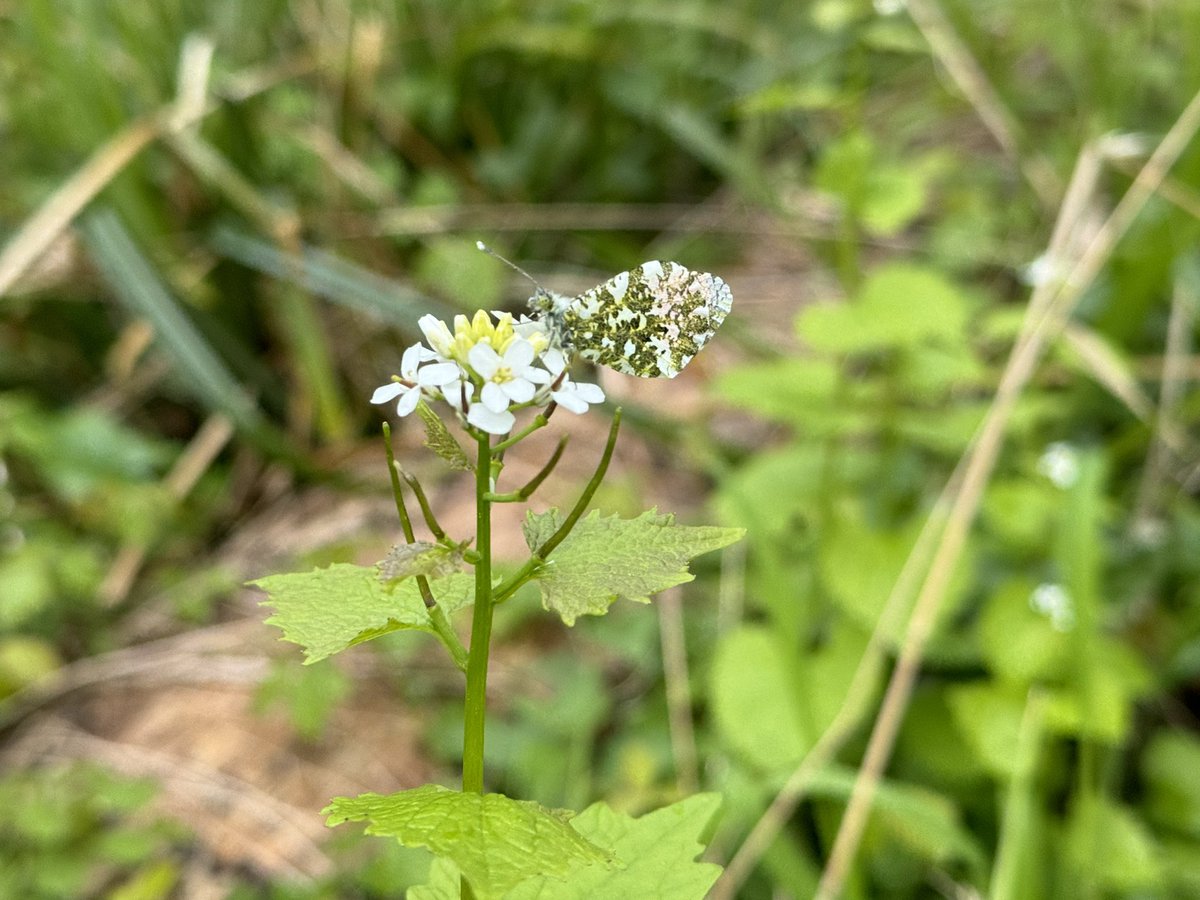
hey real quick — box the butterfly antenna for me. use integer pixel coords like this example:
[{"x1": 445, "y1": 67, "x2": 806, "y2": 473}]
[{"x1": 476, "y1": 241, "x2": 546, "y2": 294}]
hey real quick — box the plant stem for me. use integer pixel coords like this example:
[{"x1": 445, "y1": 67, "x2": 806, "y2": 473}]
[
  {"x1": 461, "y1": 431, "x2": 494, "y2": 794},
  {"x1": 383, "y1": 424, "x2": 467, "y2": 671}
]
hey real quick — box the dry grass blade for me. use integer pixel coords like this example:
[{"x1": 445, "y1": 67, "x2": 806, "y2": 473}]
[
  {"x1": 658, "y1": 588, "x2": 698, "y2": 794},
  {"x1": 99, "y1": 414, "x2": 236, "y2": 606},
  {"x1": 0, "y1": 51, "x2": 308, "y2": 298},
  {"x1": 906, "y1": 0, "x2": 1058, "y2": 206},
  {"x1": 0, "y1": 118, "x2": 160, "y2": 297}
]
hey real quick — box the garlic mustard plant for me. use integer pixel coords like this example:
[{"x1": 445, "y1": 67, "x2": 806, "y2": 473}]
[{"x1": 253, "y1": 250, "x2": 741, "y2": 899}]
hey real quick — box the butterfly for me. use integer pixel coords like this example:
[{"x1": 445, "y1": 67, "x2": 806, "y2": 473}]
[{"x1": 527, "y1": 260, "x2": 733, "y2": 378}]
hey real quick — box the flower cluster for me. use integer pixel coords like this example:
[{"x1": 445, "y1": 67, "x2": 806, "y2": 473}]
[{"x1": 371, "y1": 310, "x2": 605, "y2": 435}]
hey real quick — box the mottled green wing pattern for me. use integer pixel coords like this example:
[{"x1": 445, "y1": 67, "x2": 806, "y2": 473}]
[{"x1": 533, "y1": 261, "x2": 733, "y2": 378}]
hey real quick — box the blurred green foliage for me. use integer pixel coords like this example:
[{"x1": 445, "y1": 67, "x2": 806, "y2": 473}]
[
  {"x1": 3, "y1": 0, "x2": 1200, "y2": 896},
  {"x1": 0, "y1": 763, "x2": 187, "y2": 899}
]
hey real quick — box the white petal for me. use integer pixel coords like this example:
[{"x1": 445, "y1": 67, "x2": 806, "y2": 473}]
[
  {"x1": 572, "y1": 382, "x2": 605, "y2": 404},
  {"x1": 418, "y1": 362, "x2": 464, "y2": 386},
  {"x1": 524, "y1": 366, "x2": 553, "y2": 384},
  {"x1": 541, "y1": 348, "x2": 567, "y2": 375},
  {"x1": 468, "y1": 405, "x2": 515, "y2": 435},
  {"x1": 418, "y1": 315, "x2": 454, "y2": 356},
  {"x1": 502, "y1": 378, "x2": 535, "y2": 404},
  {"x1": 400, "y1": 343, "x2": 424, "y2": 376},
  {"x1": 371, "y1": 382, "x2": 406, "y2": 404},
  {"x1": 442, "y1": 380, "x2": 474, "y2": 410},
  {"x1": 481, "y1": 381, "x2": 510, "y2": 413},
  {"x1": 503, "y1": 338, "x2": 535, "y2": 371},
  {"x1": 396, "y1": 388, "x2": 421, "y2": 416},
  {"x1": 468, "y1": 343, "x2": 501, "y2": 378},
  {"x1": 551, "y1": 389, "x2": 589, "y2": 414}
]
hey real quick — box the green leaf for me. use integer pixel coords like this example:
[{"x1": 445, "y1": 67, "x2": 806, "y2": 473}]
[
  {"x1": 522, "y1": 509, "x2": 744, "y2": 625},
  {"x1": 1040, "y1": 638, "x2": 1153, "y2": 743},
  {"x1": 0, "y1": 551, "x2": 55, "y2": 629},
  {"x1": 977, "y1": 580, "x2": 1071, "y2": 685},
  {"x1": 0, "y1": 636, "x2": 61, "y2": 696},
  {"x1": 417, "y1": 401, "x2": 472, "y2": 470},
  {"x1": 713, "y1": 358, "x2": 845, "y2": 424},
  {"x1": 415, "y1": 237, "x2": 505, "y2": 308},
  {"x1": 797, "y1": 264, "x2": 969, "y2": 354},
  {"x1": 506, "y1": 794, "x2": 723, "y2": 899},
  {"x1": 1142, "y1": 730, "x2": 1200, "y2": 838},
  {"x1": 945, "y1": 682, "x2": 1027, "y2": 778},
  {"x1": 813, "y1": 131, "x2": 932, "y2": 237},
  {"x1": 254, "y1": 659, "x2": 351, "y2": 741},
  {"x1": 210, "y1": 225, "x2": 459, "y2": 326},
  {"x1": 78, "y1": 211, "x2": 261, "y2": 430},
  {"x1": 818, "y1": 509, "x2": 971, "y2": 645},
  {"x1": 1064, "y1": 799, "x2": 1163, "y2": 892},
  {"x1": 710, "y1": 626, "x2": 808, "y2": 771},
  {"x1": 713, "y1": 446, "x2": 834, "y2": 537},
  {"x1": 324, "y1": 785, "x2": 613, "y2": 900},
  {"x1": 407, "y1": 857, "x2": 461, "y2": 900},
  {"x1": 378, "y1": 542, "x2": 466, "y2": 582},
  {"x1": 808, "y1": 767, "x2": 984, "y2": 872},
  {"x1": 251, "y1": 564, "x2": 473, "y2": 663},
  {"x1": 0, "y1": 395, "x2": 171, "y2": 502}
]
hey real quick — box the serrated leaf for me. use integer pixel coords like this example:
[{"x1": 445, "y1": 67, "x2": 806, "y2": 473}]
[
  {"x1": 506, "y1": 794, "x2": 723, "y2": 899},
  {"x1": 417, "y1": 402, "x2": 472, "y2": 470},
  {"x1": 324, "y1": 786, "x2": 613, "y2": 899},
  {"x1": 251, "y1": 564, "x2": 473, "y2": 663},
  {"x1": 378, "y1": 542, "x2": 465, "y2": 582},
  {"x1": 522, "y1": 509, "x2": 744, "y2": 626}
]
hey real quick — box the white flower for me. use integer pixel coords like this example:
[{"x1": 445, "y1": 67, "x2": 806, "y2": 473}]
[
  {"x1": 1030, "y1": 583, "x2": 1075, "y2": 632},
  {"x1": 370, "y1": 342, "x2": 462, "y2": 417},
  {"x1": 468, "y1": 339, "x2": 540, "y2": 414},
  {"x1": 1038, "y1": 442, "x2": 1079, "y2": 488}
]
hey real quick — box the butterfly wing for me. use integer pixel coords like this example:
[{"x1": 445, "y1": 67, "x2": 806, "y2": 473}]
[{"x1": 561, "y1": 261, "x2": 733, "y2": 378}]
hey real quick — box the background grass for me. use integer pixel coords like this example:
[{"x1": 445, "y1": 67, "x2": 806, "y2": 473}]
[{"x1": 3, "y1": 1, "x2": 1200, "y2": 897}]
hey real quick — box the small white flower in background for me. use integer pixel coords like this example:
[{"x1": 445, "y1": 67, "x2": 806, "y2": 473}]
[
  {"x1": 1021, "y1": 253, "x2": 1061, "y2": 288},
  {"x1": 1038, "y1": 442, "x2": 1079, "y2": 488},
  {"x1": 1030, "y1": 582, "x2": 1075, "y2": 632}
]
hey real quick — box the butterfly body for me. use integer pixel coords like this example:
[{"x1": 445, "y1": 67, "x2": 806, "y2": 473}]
[{"x1": 530, "y1": 260, "x2": 732, "y2": 378}]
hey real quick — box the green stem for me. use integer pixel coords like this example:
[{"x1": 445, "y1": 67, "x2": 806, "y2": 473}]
[
  {"x1": 400, "y1": 467, "x2": 448, "y2": 540},
  {"x1": 383, "y1": 424, "x2": 468, "y2": 672},
  {"x1": 462, "y1": 431, "x2": 495, "y2": 794},
  {"x1": 486, "y1": 435, "x2": 568, "y2": 502},
  {"x1": 491, "y1": 408, "x2": 551, "y2": 453}
]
